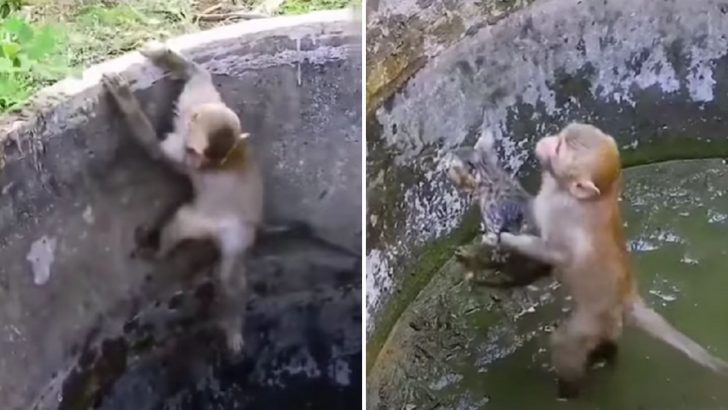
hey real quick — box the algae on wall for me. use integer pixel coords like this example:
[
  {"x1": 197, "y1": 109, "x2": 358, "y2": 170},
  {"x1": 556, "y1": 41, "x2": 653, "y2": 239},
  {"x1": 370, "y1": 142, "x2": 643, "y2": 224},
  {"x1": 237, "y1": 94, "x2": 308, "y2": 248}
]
[{"x1": 365, "y1": 0, "x2": 535, "y2": 116}]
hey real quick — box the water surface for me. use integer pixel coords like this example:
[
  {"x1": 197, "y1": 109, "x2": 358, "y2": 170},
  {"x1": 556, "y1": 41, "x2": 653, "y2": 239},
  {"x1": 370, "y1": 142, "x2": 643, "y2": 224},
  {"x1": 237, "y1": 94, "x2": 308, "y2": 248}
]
[{"x1": 369, "y1": 159, "x2": 728, "y2": 410}]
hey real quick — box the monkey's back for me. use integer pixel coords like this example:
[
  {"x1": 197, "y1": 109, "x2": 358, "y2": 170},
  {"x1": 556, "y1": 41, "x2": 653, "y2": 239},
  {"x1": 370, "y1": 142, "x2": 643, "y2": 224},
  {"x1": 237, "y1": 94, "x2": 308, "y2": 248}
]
[{"x1": 191, "y1": 155, "x2": 263, "y2": 227}]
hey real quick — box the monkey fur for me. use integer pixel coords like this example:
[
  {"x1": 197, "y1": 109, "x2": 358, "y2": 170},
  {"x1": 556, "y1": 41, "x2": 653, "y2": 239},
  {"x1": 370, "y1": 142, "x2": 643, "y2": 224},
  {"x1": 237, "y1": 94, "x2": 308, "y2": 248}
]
[
  {"x1": 497, "y1": 123, "x2": 728, "y2": 398},
  {"x1": 102, "y1": 41, "x2": 260, "y2": 354}
]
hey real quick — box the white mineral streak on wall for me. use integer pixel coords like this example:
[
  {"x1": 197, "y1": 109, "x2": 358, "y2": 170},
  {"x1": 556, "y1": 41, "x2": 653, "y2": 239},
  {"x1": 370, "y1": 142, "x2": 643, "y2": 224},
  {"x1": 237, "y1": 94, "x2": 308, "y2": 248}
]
[
  {"x1": 366, "y1": 0, "x2": 728, "y2": 334},
  {"x1": 366, "y1": 249, "x2": 390, "y2": 333}
]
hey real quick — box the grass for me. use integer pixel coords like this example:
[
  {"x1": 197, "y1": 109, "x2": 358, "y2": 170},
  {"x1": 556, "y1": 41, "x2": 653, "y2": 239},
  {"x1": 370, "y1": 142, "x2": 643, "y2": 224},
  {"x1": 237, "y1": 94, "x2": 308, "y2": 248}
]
[
  {"x1": 25, "y1": 0, "x2": 196, "y2": 68},
  {"x1": 1, "y1": 0, "x2": 354, "y2": 114},
  {"x1": 279, "y1": 0, "x2": 349, "y2": 15}
]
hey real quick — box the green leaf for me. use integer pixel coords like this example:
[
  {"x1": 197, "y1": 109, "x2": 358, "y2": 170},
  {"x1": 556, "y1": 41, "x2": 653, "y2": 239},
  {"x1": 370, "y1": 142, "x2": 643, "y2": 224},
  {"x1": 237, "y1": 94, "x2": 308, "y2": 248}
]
[
  {"x1": 1, "y1": 42, "x2": 20, "y2": 60},
  {"x1": 3, "y1": 17, "x2": 33, "y2": 42},
  {"x1": 16, "y1": 23, "x2": 34, "y2": 44},
  {"x1": 3, "y1": 17, "x2": 21, "y2": 31}
]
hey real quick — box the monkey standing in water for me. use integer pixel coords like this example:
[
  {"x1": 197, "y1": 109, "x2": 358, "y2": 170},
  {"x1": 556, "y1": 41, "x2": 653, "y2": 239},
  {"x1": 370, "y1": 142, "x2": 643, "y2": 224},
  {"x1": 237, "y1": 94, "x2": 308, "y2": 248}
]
[
  {"x1": 493, "y1": 123, "x2": 728, "y2": 398},
  {"x1": 445, "y1": 131, "x2": 552, "y2": 288},
  {"x1": 102, "y1": 41, "x2": 260, "y2": 354}
]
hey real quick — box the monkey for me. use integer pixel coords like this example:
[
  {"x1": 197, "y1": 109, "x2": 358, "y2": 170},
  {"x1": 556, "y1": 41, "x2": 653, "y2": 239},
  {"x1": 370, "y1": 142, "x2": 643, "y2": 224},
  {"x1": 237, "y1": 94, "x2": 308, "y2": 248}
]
[
  {"x1": 492, "y1": 122, "x2": 728, "y2": 398},
  {"x1": 103, "y1": 41, "x2": 360, "y2": 354},
  {"x1": 101, "y1": 41, "x2": 261, "y2": 354},
  {"x1": 445, "y1": 131, "x2": 553, "y2": 288}
]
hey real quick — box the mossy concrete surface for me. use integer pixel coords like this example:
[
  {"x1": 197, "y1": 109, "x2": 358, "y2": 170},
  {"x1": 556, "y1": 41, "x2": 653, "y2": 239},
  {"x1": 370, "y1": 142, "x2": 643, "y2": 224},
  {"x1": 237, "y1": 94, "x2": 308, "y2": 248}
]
[
  {"x1": 366, "y1": 0, "x2": 728, "y2": 387},
  {"x1": 369, "y1": 159, "x2": 728, "y2": 409},
  {"x1": 365, "y1": 0, "x2": 534, "y2": 117}
]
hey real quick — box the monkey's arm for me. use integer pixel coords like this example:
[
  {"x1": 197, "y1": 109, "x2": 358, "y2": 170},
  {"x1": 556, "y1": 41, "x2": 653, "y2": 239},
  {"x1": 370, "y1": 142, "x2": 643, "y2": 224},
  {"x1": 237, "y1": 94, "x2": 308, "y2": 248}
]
[
  {"x1": 456, "y1": 242, "x2": 552, "y2": 289},
  {"x1": 101, "y1": 74, "x2": 186, "y2": 173},
  {"x1": 498, "y1": 232, "x2": 565, "y2": 265}
]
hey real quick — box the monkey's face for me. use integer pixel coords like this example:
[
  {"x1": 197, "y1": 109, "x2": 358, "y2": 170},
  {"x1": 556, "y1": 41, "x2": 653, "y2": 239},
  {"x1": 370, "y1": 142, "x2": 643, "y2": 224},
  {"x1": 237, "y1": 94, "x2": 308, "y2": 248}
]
[
  {"x1": 535, "y1": 134, "x2": 569, "y2": 176},
  {"x1": 535, "y1": 133, "x2": 603, "y2": 200}
]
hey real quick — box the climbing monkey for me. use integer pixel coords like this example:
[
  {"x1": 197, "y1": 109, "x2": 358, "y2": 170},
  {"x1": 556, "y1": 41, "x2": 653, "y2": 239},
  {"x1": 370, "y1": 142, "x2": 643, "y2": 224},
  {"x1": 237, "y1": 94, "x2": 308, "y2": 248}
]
[
  {"x1": 493, "y1": 122, "x2": 728, "y2": 398},
  {"x1": 102, "y1": 41, "x2": 261, "y2": 354}
]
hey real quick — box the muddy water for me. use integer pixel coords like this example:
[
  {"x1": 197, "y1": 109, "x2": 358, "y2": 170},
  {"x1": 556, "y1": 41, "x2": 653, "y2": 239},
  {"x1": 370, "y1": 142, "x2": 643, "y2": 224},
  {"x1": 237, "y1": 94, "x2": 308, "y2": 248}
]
[{"x1": 368, "y1": 159, "x2": 728, "y2": 410}]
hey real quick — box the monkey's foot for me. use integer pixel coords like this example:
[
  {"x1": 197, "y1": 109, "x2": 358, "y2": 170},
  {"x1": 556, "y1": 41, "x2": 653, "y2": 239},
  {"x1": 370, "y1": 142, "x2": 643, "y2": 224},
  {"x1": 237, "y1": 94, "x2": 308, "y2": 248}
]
[
  {"x1": 588, "y1": 340, "x2": 618, "y2": 366},
  {"x1": 130, "y1": 242, "x2": 157, "y2": 261},
  {"x1": 140, "y1": 40, "x2": 189, "y2": 78},
  {"x1": 131, "y1": 226, "x2": 160, "y2": 261},
  {"x1": 225, "y1": 330, "x2": 244, "y2": 355},
  {"x1": 139, "y1": 40, "x2": 169, "y2": 60},
  {"x1": 556, "y1": 378, "x2": 582, "y2": 400}
]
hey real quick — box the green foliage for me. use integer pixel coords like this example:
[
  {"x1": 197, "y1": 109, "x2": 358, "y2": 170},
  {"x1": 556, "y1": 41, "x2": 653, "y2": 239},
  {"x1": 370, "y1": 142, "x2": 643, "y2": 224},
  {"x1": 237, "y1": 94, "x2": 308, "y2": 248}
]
[
  {"x1": 0, "y1": 12, "x2": 71, "y2": 112},
  {"x1": 68, "y1": 1, "x2": 194, "y2": 67},
  {"x1": 0, "y1": 0, "x2": 22, "y2": 19},
  {"x1": 279, "y1": 0, "x2": 352, "y2": 15}
]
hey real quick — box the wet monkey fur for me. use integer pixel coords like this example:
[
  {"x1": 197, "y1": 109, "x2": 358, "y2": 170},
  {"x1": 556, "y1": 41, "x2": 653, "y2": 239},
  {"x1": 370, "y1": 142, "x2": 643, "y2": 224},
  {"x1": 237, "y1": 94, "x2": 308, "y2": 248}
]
[
  {"x1": 102, "y1": 41, "x2": 261, "y2": 354},
  {"x1": 495, "y1": 123, "x2": 728, "y2": 398}
]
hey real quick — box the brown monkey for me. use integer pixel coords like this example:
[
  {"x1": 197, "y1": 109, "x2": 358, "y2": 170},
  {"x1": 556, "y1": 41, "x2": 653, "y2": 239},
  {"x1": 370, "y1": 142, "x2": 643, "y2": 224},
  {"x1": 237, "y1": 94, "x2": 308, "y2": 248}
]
[
  {"x1": 495, "y1": 122, "x2": 728, "y2": 398},
  {"x1": 102, "y1": 41, "x2": 261, "y2": 354},
  {"x1": 445, "y1": 132, "x2": 552, "y2": 288}
]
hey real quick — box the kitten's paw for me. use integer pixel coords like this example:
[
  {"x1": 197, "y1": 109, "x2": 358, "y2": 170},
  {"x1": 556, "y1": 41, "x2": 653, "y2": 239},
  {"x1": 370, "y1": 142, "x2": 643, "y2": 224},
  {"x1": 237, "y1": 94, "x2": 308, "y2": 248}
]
[
  {"x1": 454, "y1": 244, "x2": 477, "y2": 261},
  {"x1": 481, "y1": 232, "x2": 500, "y2": 246}
]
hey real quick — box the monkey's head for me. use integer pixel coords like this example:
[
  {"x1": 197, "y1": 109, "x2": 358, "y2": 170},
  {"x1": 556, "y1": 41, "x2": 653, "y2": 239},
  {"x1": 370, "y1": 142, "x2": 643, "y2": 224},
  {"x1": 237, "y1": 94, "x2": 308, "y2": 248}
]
[
  {"x1": 185, "y1": 103, "x2": 249, "y2": 169},
  {"x1": 535, "y1": 123, "x2": 621, "y2": 200}
]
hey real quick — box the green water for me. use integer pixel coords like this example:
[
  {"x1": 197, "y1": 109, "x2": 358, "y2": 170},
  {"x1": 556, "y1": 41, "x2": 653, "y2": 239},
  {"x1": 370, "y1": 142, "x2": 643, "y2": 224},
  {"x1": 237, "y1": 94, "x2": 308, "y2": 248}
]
[{"x1": 368, "y1": 159, "x2": 728, "y2": 410}]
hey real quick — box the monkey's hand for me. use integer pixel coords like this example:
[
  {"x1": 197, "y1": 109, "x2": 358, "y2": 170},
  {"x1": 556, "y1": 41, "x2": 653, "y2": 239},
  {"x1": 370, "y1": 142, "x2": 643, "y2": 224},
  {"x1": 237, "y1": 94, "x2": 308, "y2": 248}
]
[
  {"x1": 101, "y1": 73, "x2": 139, "y2": 115},
  {"x1": 102, "y1": 72, "x2": 170, "y2": 164},
  {"x1": 499, "y1": 233, "x2": 565, "y2": 265}
]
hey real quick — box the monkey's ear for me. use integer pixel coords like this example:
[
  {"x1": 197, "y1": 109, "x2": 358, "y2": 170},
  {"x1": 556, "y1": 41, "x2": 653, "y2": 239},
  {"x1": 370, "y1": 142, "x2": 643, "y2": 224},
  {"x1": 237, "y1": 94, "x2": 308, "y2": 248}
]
[
  {"x1": 239, "y1": 133, "x2": 250, "y2": 140},
  {"x1": 569, "y1": 180, "x2": 600, "y2": 199}
]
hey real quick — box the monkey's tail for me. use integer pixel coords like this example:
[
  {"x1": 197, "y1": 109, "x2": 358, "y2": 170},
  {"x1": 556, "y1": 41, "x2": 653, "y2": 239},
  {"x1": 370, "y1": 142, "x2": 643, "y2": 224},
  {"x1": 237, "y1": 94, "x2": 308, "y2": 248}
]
[{"x1": 626, "y1": 298, "x2": 728, "y2": 374}]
